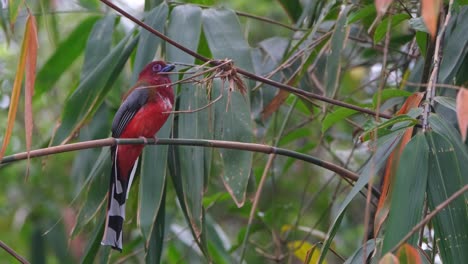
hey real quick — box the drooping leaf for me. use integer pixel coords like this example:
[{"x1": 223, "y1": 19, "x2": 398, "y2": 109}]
[
  {"x1": 382, "y1": 133, "x2": 428, "y2": 253},
  {"x1": 132, "y1": 2, "x2": 168, "y2": 83},
  {"x1": 80, "y1": 214, "x2": 106, "y2": 264},
  {"x1": 80, "y1": 15, "x2": 116, "y2": 81},
  {"x1": 202, "y1": 7, "x2": 254, "y2": 206},
  {"x1": 72, "y1": 148, "x2": 110, "y2": 236},
  {"x1": 374, "y1": 92, "x2": 424, "y2": 235},
  {"x1": 277, "y1": 0, "x2": 303, "y2": 23},
  {"x1": 325, "y1": 6, "x2": 349, "y2": 97},
  {"x1": 344, "y1": 239, "x2": 376, "y2": 264},
  {"x1": 167, "y1": 2, "x2": 206, "y2": 241},
  {"x1": 144, "y1": 184, "x2": 166, "y2": 264},
  {"x1": 372, "y1": 89, "x2": 413, "y2": 108},
  {"x1": 456, "y1": 88, "x2": 468, "y2": 141},
  {"x1": 52, "y1": 31, "x2": 138, "y2": 145},
  {"x1": 374, "y1": 14, "x2": 410, "y2": 43},
  {"x1": 35, "y1": 16, "x2": 100, "y2": 97},
  {"x1": 434, "y1": 96, "x2": 456, "y2": 112},
  {"x1": 136, "y1": 2, "x2": 170, "y2": 244},
  {"x1": 426, "y1": 131, "x2": 468, "y2": 263},
  {"x1": 359, "y1": 115, "x2": 419, "y2": 142},
  {"x1": 1, "y1": 13, "x2": 35, "y2": 161},
  {"x1": 439, "y1": 7, "x2": 468, "y2": 83},
  {"x1": 319, "y1": 130, "x2": 405, "y2": 263},
  {"x1": 322, "y1": 107, "x2": 358, "y2": 133},
  {"x1": 24, "y1": 13, "x2": 38, "y2": 158},
  {"x1": 347, "y1": 4, "x2": 376, "y2": 24},
  {"x1": 8, "y1": 0, "x2": 22, "y2": 27}
]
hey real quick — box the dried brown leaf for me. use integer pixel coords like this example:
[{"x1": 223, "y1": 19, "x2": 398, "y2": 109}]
[
  {"x1": 456, "y1": 88, "x2": 468, "y2": 141},
  {"x1": 422, "y1": 0, "x2": 441, "y2": 39}
]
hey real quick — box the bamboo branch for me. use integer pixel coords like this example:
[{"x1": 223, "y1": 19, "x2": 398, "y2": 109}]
[{"x1": 0, "y1": 137, "x2": 354, "y2": 179}]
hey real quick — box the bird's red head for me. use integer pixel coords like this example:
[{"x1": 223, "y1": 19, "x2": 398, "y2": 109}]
[{"x1": 138, "y1": 60, "x2": 175, "y2": 84}]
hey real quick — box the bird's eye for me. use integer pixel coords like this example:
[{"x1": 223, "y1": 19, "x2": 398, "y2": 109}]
[{"x1": 152, "y1": 64, "x2": 162, "y2": 72}]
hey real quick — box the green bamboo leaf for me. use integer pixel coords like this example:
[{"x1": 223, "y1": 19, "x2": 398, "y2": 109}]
[
  {"x1": 322, "y1": 107, "x2": 358, "y2": 133},
  {"x1": 202, "y1": 8, "x2": 254, "y2": 206},
  {"x1": 429, "y1": 114, "x2": 468, "y2": 163},
  {"x1": 382, "y1": 133, "x2": 429, "y2": 253},
  {"x1": 325, "y1": 6, "x2": 349, "y2": 97},
  {"x1": 167, "y1": 4, "x2": 202, "y2": 64},
  {"x1": 80, "y1": 214, "x2": 106, "y2": 264},
  {"x1": 277, "y1": 0, "x2": 303, "y2": 22},
  {"x1": 145, "y1": 184, "x2": 166, "y2": 264},
  {"x1": 360, "y1": 115, "x2": 419, "y2": 142},
  {"x1": 166, "y1": 2, "x2": 208, "y2": 246},
  {"x1": 71, "y1": 103, "x2": 110, "y2": 184},
  {"x1": 206, "y1": 214, "x2": 234, "y2": 264},
  {"x1": 344, "y1": 239, "x2": 377, "y2": 264},
  {"x1": 35, "y1": 16, "x2": 100, "y2": 97},
  {"x1": 136, "y1": 3, "x2": 170, "y2": 245},
  {"x1": 434, "y1": 96, "x2": 456, "y2": 112},
  {"x1": 80, "y1": 15, "x2": 116, "y2": 80},
  {"x1": 374, "y1": 14, "x2": 410, "y2": 43},
  {"x1": 138, "y1": 127, "x2": 169, "y2": 243},
  {"x1": 72, "y1": 148, "x2": 110, "y2": 236},
  {"x1": 319, "y1": 130, "x2": 405, "y2": 263},
  {"x1": 132, "y1": 3, "x2": 168, "y2": 83},
  {"x1": 52, "y1": 31, "x2": 138, "y2": 145},
  {"x1": 347, "y1": 4, "x2": 376, "y2": 24},
  {"x1": 8, "y1": 0, "x2": 22, "y2": 27},
  {"x1": 372, "y1": 89, "x2": 413, "y2": 108},
  {"x1": 426, "y1": 131, "x2": 468, "y2": 263},
  {"x1": 439, "y1": 7, "x2": 468, "y2": 83}
]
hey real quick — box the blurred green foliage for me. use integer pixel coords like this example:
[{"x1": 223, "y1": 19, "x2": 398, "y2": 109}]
[{"x1": 0, "y1": 0, "x2": 467, "y2": 263}]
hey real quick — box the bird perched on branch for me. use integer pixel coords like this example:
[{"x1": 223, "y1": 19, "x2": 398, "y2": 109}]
[{"x1": 101, "y1": 61, "x2": 175, "y2": 251}]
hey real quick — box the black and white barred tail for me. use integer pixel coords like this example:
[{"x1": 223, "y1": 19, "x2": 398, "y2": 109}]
[{"x1": 101, "y1": 146, "x2": 138, "y2": 251}]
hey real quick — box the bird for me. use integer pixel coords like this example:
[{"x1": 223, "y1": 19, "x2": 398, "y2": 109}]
[{"x1": 101, "y1": 60, "x2": 175, "y2": 251}]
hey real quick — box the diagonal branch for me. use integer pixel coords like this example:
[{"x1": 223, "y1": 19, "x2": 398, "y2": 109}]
[
  {"x1": 0, "y1": 240, "x2": 29, "y2": 264},
  {"x1": 99, "y1": 0, "x2": 392, "y2": 119},
  {"x1": 389, "y1": 184, "x2": 468, "y2": 253}
]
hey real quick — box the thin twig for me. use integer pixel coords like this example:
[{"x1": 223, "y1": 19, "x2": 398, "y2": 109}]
[
  {"x1": 0, "y1": 240, "x2": 29, "y2": 264},
  {"x1": 99, "y1": 0, "x2": 393, "y2": 119},
  {"x1": 389, "y1": 184, "x2": 468, "y2": 253},
  {"x1": 240, "y1": 154, "x2": 276, "y2": 262}
]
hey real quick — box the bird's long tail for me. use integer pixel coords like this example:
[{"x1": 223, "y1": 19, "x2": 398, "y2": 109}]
[{"x1": 101, "y1": 146, "x2": 138, "y2": 251}]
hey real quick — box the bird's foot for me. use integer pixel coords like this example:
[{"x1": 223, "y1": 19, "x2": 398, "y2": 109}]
[
  {"x1": 138, "y1": 136, "x2": 158, "y2": 144},
  {"x1": 138, "y1": 136, "x2": 149, "y2": 144}
]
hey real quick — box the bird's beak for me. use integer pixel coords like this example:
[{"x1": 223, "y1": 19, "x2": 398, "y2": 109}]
[{"x1": 161, "y1": 64, "x2": 175, "y2": 72}]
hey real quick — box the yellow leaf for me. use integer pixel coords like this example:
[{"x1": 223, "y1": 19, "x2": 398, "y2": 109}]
[
  {"x1": 456, "y1": 88, "x2": 468, "y2": 141},
  {"x1": 0, "y1": 12, "x2": 36, "y2": 161},
  {"x1": 288, "y1": 241, "x2": 326, "y2": 264}
]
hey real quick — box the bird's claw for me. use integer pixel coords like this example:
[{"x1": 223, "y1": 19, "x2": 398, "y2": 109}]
[
  {"x1": 138, "y1": 136, "x2": 148, "y2": 144},
  {"x1": 138, "y1": 136, "x2": 158, "y2": 144}
]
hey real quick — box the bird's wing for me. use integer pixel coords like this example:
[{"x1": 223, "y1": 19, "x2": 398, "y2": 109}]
[{"x1": 111, "y1": 86, "x2": 149, "y2": 138}]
